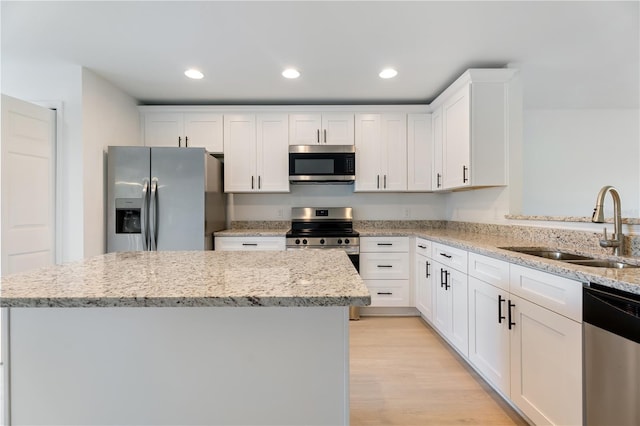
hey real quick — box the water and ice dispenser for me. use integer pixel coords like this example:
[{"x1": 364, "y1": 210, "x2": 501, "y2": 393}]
[{"x1": 115, "y1": 198, "x2": 142, "y2": 234}]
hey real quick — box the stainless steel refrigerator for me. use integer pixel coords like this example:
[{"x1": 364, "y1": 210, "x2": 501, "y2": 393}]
[{"x1": 107, "y1": 146, "x2": 226, "y2": 252}]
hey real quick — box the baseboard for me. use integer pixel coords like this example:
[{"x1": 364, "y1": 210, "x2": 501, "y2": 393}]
[{"x1": 359, "y1": 306, "x2": 420, "y2": 317}]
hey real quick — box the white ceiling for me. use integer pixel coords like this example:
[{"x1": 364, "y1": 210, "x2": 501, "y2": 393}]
[{"x1": 2, "y1": 1, "x2": 639, "y2": 108}]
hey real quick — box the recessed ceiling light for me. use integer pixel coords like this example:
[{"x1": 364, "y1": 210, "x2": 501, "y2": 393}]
[
  {"x1": 282, "y1": 68, "x2": 301, "y2": 79},
  {"x1": 379, "y1": 68, "x2": 398, "y2": 79},
  {"x1": 184, "y1": 69, "x2": 204, "y2": 79}
]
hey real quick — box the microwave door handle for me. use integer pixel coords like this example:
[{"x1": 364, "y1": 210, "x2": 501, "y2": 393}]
[
  {"x1": 141, "y1": 179, "x2": 149, "y2": 251},
  {"x1": 150, "y1": 178, "x2": 158, "y2": 251}
]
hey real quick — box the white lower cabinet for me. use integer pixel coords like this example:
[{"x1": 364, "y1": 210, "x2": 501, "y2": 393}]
[
  {"x1": 509, "y1": 294, "x2": 582, "y2": 426},
  {"x1": 360, "y1": 237, "x2": 410, "y2": 307},
  {"x1": 414, "y1": 238, "x2": 434, "y2": 320},
  {"x1": 432, "y1": 260, "x2": 468, "y2": 357},
  {"x1": 468, "y1": 276, "x2": 511, "y2": 395},
  {"x1": 466, "y1": 252, "x2": 582, "y2": 426},
  {"x1": 214, "y1": 236, "x2": 285, "y2": 251}
]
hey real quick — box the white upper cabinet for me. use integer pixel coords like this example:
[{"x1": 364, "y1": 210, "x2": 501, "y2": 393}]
[
  {"x1": 354, "y1": 113, "x2": 407, "y2": 192},
  {"x1": 142, "y1": 111, "x2": 223, "y2": 153},
  {"x1": 223, "y1": 114, "x2": 289, "y2": 193},
  {"x1": 431, "y1": 69, "x2": 516, "y2": 191},
  {"x1": 407, "y1": 113, "x2": 432, "y2": 191},
  {"x1": 289, "y1": 113, "x2": 354, "y2": 145}
]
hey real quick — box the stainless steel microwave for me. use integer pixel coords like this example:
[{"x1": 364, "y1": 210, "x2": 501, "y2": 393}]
[{"x1": 289, "y1": 145, "x2": 356, "y2": 183}]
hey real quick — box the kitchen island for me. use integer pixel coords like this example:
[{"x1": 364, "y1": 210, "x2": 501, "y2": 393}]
[{"x1": 0, "y1": 250, "x2": 370, "y2": 425}]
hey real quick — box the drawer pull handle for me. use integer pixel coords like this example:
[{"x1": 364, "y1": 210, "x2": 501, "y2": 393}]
[
  {"x1": 440, "y1": 268, "x2": 450, "y2": 290},
  {"x1": 417, "y1": 244, "x2": 426, "y2": 249},
  {"x1": 242, "y1": 243, "x2": 258, "y2": 246},
  {"x1": 498, "y1": 295, "x2": 506, "y2": 324},
  {"x1": 377, "y1": 292, "x2": 393, "y2": 295},
  {"x1": 377, "y1": 243, "x2": 393, "y2": 246},
  {"x1": 440, "y1": 253, "x2": 452, "y2": 259},
  {"x1": 426, "y1": 261, "x2": 431, "y2": 278},
  {"x1": 508, "y1": 300, "x2": 516, "y2": 329},
  {"x1": 377, "y1": 265, "x2": 393, "y2": 268}
]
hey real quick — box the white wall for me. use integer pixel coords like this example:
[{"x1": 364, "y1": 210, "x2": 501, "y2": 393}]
[
  {"x1": 82, "y1": 69, "x2": 140, "y2": 257},
  {"x1": 232, "y1": 185, "x2": 446, "y2": 221},
  {"x1": 522, "y1": 109, "x2": 640, "y2": 218},
  {"x1": 1, "y1": 57, "x2": 84, "y2": 262}
]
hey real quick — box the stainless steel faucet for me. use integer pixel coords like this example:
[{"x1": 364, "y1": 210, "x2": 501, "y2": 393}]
[{"x1": 591, "y1": 185, "x2": 624, "y2": 256}]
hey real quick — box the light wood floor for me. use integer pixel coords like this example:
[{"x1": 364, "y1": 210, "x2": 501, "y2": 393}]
[{"x1": 350, "y1": 316, "x2": 528, "y2": 425}]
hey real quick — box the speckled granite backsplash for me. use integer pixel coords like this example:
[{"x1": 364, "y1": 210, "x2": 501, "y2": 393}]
[
  {"x1": 231, "y1": 221, "x2": 290, "y2": 229},
  {"x1": 356, "y1": 220, "x2": 640, "y2": 257},
  {"x1": 231, "y1": 220, "x2": 639, "y2": 257}
]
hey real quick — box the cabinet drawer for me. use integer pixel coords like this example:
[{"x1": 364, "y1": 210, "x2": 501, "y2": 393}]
[
  {"x1": 414, "y1": 237, "x2": 432, "y2": 257},
  {"x1": 509, "y1": 264, "x2": 582, "y2": 322},
  {"x1": 361, "y1": 237, "x2": 409, "y2": 253},
  {"x1": 365, "y1": 280, "x2": 410, "y2": 307},
  {"x1": 360, "y1": 252, "x2": 410, "y2": 279},
  {"x1": 432, "y1": 243, "x2": 468, "y2": 273},
  {"x1": 468, "y1": 252, "x2": 509, "y2": 292},
  {"x1": 215, "y1": 237, "x2": 285, "y2": 251}
]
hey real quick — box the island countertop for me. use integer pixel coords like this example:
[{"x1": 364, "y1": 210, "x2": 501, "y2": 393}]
[{"x1": 0, "y1": 250, "x2": 371, "y2": 308}]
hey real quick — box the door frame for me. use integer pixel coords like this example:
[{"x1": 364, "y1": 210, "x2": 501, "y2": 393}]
[{"x1": 33, "y1": 100, "x2": 63, "y2": 265}]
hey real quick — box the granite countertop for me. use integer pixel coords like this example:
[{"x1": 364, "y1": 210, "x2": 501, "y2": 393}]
[
  {"x1": 359, "y1": 227, "x2": 640, "y2": 295},
  {"x1": 0, "y1": 251, "x2": 371, "y2": 308}
]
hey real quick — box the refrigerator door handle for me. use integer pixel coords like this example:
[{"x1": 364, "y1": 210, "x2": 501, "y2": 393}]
[
  {"x1": 150, "y1": 178, "x2": 158, "y2": 251},
  {"x1": 141, "y1": 179, "x2": 149, "y2": 251}
]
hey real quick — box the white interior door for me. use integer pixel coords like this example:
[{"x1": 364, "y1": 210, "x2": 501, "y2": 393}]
[{"x1": 1, "y1": 95, "x2": 56, "y2": 276}]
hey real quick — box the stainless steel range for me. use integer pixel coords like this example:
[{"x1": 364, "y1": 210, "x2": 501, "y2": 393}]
[{"x1": 286, "y1": 207, "x2": 361, "y2": 319}]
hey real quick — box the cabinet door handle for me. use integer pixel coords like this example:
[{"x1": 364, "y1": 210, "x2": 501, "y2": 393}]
[
  {"x1": 377, "y1": 175, "x2": 380, "y2": 189},
  {"x1": 508, "y1": 300, "x2": 516, "y2": 330},
  {"x1": 426, "y1": 261, "x2": 431, "y2": 278},
  {"x1": 498, "y1": 295, "x2": 506, "y2": 324},
  {"x1": 377, "y1": 292, "x2": 393, "y2": 295},
  {"x1": 463, "y1": 165, "x2": 468, "y2": 183},
  {"x1": 258, "y1": 176, "x2": 261, "y2": 189},
  {"x1": 178, "y1": 136, "x2": 182, "y2": 147},
  {"x1": 377, "y1": 265, "x2": 393, "y2": 268},
  {"x1": 439, "y1": 253, "x2": 452, "y2": 259},
  {"x1": 185, "y1": 136, "x2": 188, "y2": 147},
  {"x1": 437, "y1": 173, "x2": 442, "y2": 188},
  {"x1": 242, "y1": 243, "x2": 258, "y2": 246},
  {"x1": 317, "y1": 129, "x2": 320, "y2": 143},
  {"x1": 445, "y1": 271, "x2": 450, "y2": 290},
  {"x1": 440, "y1": 268, "x2": 446, "y2": 288},
  {"x1": 251, "y1": 176, "x2": 254, "y2": 189},
  {"x1": 324, "y1": 129, "x2": 327, "y2": 143},
  {"x1": 384, "y1": 174, "x2": 387, "y2": 189}
]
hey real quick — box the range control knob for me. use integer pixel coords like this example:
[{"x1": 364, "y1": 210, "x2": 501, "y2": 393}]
[
  {"x1": 302, "y1": 239, "x2": 308, "y2": 245},
  {"x1": 337, "y1": 239, "x2": 343, "y2": 244},
  {"x1": 320, "y1": 239, "x2": 325, "y2": 245},
  {"x1": 344, "y1": 239, "x2": 350, "y2": 245},
  {"x1": 295, "y1": 239, "x2": 300, "y2": 245}
]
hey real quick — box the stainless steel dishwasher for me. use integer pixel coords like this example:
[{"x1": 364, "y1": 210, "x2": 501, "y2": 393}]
[{"x1": 583, "y1": 283, "x2": 640, "y2": 426}]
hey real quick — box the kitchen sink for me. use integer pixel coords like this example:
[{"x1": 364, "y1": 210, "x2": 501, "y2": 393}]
[{"x1": 499, "y1": 247, "x2": 640, "y2": 269}]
